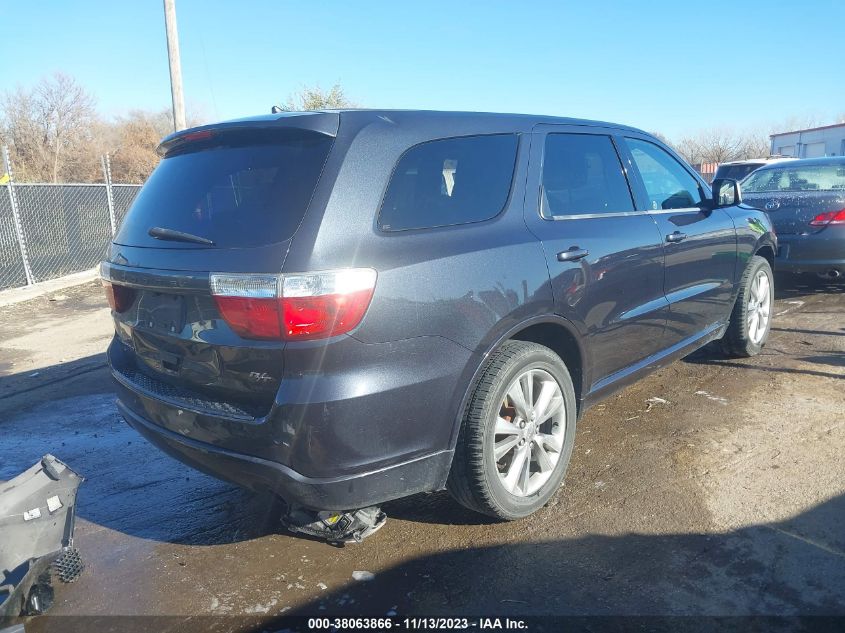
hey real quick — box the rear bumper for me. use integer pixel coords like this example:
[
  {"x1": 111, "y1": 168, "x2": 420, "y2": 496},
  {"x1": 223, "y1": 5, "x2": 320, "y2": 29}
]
[
  {"x1": 108, "y1": 331, "x2": 475, "y2": 510},
  {"x1": 775, "y1": 232, "x2": 845, "y2": 274},
  {"x1": 119, "y1": 400, "x2": 453, "y2": 511}
]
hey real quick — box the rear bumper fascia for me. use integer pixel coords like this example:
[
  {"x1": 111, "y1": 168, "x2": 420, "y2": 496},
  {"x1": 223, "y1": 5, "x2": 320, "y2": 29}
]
[
  {"x1": 775, "y1": 233, "x2": 845, "y2": 274},
  {"x1": 118, "y1": 400, "x2": 453, "y2": 511}
]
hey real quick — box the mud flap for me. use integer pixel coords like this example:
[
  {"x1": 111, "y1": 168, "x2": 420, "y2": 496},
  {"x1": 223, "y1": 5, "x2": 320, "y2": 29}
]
[
  {"x1": 0, "y1": 455, "x2": 84, "y2": 619},
  {"x1": 283, "y1": 505, "x2": 387, "y2": 544}
]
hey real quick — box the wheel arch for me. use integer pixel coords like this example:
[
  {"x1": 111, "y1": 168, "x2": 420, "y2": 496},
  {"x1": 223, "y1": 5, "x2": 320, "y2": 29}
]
[
  {"x1": 754, "y1": 241, "x2": 776, "y2": 271},
  {"x1": 448, "y1": 315, "x2": 588, "y2": 453}
]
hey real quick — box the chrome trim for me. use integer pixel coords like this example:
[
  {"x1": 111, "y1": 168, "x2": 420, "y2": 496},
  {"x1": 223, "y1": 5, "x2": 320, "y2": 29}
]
[
  {"x1": 646, "y1": 207, "x2": 702, "y2": 215},
  {"x1": 546, "y1": 210, "x2": 647, "y2": 220}
]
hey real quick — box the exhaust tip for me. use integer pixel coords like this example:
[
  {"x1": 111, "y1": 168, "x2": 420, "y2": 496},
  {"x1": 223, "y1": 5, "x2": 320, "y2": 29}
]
[{"x1": 818, "y1": 269, "x2": 842, "y2": 280}]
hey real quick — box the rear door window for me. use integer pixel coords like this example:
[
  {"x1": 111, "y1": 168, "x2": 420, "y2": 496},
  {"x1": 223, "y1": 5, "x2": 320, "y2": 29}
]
[
  {"x1": 379, "y1": 134, "x2": 518, "y2": 231},
  {"x1": 115, "y1": 129, "x2": 333, "y2": 248},
  {"x1": 541, "y1": 133, "x2": 634, "y2": 217},
  {"x1": 626, "y1": 138, "x2": 704, "y2": 210}
]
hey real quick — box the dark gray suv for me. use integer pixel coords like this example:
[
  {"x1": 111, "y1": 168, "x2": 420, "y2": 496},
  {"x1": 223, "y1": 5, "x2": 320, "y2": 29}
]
[{"x1": 101, "y1": 110, "x2": 776, "y2": 520}]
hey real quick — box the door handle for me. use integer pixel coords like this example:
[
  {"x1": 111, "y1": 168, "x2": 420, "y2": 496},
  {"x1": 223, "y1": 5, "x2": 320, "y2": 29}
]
[
  {"x1": 557, "y1": 247, "x2": 589, "y2": 262},
  {"x1": 666, "y1": 231, "x2": 688, "y2": 243}
]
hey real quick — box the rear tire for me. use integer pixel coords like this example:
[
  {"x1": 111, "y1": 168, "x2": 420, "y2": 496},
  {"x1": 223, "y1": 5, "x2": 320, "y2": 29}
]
[
  {"x1": 447, "y1": 341, "x2": 577, "y2": 520},
  {"x1": 720, "y1": 255, "x2": 774, "y2": 358}
]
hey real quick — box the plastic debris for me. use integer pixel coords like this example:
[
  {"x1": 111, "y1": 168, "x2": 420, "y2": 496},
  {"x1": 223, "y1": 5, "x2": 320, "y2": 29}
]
[
  {"x1": 283, "y1": 505, "x2": 387, "y2": 544},
  {"x1": 0, "y1": 455, "x2": 84, "y2": 617}
]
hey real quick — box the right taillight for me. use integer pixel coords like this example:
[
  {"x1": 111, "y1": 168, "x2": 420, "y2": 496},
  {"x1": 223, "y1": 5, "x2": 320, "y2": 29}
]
[
  {"x1": 209, "y1": 269, "x2": 377, "y2": 341},
  {"x1": 809, "y1": 209, "x2": 845, "y2": 226},
  {"x1": 102, "y1": 280, "x2": 136, "y2": 313}
]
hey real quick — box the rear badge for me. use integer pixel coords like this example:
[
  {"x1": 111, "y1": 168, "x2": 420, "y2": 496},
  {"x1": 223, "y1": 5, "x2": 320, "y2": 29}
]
[
  {"x1": 249, "y1": 371, "x2": 274, "y2": 383},
  {"x1": 765, "y1": 200, "x2": 780, "y2": 211}
]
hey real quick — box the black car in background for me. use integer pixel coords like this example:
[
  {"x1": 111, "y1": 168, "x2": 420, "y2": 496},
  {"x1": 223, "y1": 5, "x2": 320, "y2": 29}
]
[
  {"x1": 742, "y1": 156, "x2": 845, "y2": 281},
  {"x1": 101, "y1": 110, "x2": 776, "y2": 521},
  {"x1": 714, "y1": 156, "x2": 796, "y2": 182}
]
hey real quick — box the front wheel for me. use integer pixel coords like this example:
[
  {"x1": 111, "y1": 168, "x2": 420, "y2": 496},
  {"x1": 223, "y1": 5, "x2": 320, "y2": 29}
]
[
  {"x1": 720, "y1": 255, "x2": 774, "y2": 357},
  {"x1": 447, "y1": 341, "x2": 577, "y2": 520}
]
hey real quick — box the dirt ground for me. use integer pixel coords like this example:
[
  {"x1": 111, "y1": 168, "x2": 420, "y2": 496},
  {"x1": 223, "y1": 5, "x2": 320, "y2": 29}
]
[{"x1": 0, "y1": 276, "x2": 843, "y2": 631}]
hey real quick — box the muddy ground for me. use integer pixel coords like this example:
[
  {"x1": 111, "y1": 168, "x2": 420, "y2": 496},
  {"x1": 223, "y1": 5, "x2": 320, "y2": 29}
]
[{"x1": 0, "y1": 277, "x2": 843, "y2": 631}]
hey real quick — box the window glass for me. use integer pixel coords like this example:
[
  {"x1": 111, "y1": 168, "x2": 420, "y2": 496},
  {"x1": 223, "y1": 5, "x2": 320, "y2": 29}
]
[
  {"x1": 115, "y1": 129, "x2": 333, "y2": 248},
  {"x1": 714, "y1": 163, "x2": 763, "y2": 182},
  {"x1": 541, "y1": 134, "x2": 634, "y2": 216},
  {"x1": 379, "y1": 135, "x2": 518, "y2": 231},
  {"x1": 627, "y1": 138, "x2": 704, "y2": 210},
  {"x1": 742, "y1": 163, "x2": 845, "y2": 193}
]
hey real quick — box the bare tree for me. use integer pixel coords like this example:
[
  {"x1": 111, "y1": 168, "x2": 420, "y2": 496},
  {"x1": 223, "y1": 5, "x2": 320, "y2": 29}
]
[
  {"x1": 674, "y1": 127, "x2": 773, "y2": 165},
  {"x1": 771, "y1": 113, "x2": 827, "y2": 134},
  {"x1": 0, "y1": 73, "x2": 99, "y2": 182},
  {"x1": 105, "y1": 110, "x2": 171, "y2": 183},
  {"x1": 282, "y1": 83, "x2": 357, "y2": 111}
]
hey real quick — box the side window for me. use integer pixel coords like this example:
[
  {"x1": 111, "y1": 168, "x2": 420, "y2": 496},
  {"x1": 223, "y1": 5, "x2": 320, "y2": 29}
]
[
  {"x1": 379, "y1": 134, "x2": 518, "y2": 231},
  {"x1": 541, "y1": 134, "x2": 634, "y2": 217},
  {"x1": 626, "y1": 138, "x2": 704, "y2": 210}
]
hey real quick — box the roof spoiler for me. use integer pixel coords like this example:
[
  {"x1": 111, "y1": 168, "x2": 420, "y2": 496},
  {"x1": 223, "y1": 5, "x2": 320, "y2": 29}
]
[{"x1": 157, "y1": 111, "x2": 340, "y2": 156}]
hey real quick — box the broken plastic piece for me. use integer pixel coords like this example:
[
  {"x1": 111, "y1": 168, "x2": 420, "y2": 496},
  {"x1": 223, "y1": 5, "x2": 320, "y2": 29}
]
[
  {"x1": 0, "y1": 455, "x2": 84, "y2": 618},
  {"x1": 283, "y1": 505, "x2": 387, "y2": 544}
]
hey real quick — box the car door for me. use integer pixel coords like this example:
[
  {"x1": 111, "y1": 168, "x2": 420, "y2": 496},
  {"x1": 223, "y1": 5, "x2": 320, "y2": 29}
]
[
  {"x1": 621, "y1": 136, "x2": 737, "y2": 346},
  {"x1": 524, "y1": 127, "x2": 668, "y2": 389}
]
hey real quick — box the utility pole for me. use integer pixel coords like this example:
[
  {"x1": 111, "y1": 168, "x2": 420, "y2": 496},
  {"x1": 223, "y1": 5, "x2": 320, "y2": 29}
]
[{"x1": 163, "y1": 0, "x2": 186, "y2": 132}]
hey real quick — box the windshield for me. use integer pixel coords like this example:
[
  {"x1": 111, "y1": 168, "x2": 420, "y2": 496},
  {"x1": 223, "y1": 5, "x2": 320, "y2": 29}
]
[
  {"x1": 715, "y1": 164, "x2": 762, "y2": 181},
  {"x1": 115, "y1": 129, "x2": 333, "y2": 249},
  {"x1": 742, "y1": 163, "x2": 845, "y2": 193}
]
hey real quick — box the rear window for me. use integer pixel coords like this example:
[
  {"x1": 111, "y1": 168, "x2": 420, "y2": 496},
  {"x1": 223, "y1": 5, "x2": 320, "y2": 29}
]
[
  {"x1": 379, "y1": 134, "x2": 518, "y2": 231},
  {"x1": 715, "y1": 163, "x2": 762, "y2": 181},
  {"x1": 115, "y1": 129, "x2": 333, "y2": 248},
  {"x1": 742, "y1": 163, "x2": 845, "y2": 193}
]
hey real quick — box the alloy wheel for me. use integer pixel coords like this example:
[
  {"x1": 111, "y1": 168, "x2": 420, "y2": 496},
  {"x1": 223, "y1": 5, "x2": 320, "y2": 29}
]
[
  {"x1": 747, "y1": 269, "x2": 771, "y2": 345},
  {"x1": 493, "y1": 368, "x2": 566, "y2": 497}
]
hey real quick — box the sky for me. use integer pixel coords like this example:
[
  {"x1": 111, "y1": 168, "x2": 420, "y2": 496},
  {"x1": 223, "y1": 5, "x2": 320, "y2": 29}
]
[{"x1": 2, "y1": 0, "x2": 843, "y2": 139}]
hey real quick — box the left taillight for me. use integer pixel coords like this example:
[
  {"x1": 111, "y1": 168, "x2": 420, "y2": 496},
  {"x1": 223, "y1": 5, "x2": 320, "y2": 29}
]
[
  {"x1": 102, "y1": 280, "x2": 136, "y2": 313},
  {"x1": 209, "y1": 269, "x2": 377, "y2": 341}
]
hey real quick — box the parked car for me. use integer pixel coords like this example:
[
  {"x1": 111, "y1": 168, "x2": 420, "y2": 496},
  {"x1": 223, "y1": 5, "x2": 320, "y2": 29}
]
[
  {"x1": 714, "y1": 156, "x2": 796, "y2": 182},
  {"x1": 101, "y1": 110, "x2": 776, "y2": 521},
  {"x1": 741, "y1": 156, "x2": 845, "y2": 280}
]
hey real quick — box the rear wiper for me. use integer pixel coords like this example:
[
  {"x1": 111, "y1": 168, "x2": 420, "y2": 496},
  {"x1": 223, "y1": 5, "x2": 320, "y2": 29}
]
[{"x1": 148, "y1": 226, "x2": 215, "y2": 246}]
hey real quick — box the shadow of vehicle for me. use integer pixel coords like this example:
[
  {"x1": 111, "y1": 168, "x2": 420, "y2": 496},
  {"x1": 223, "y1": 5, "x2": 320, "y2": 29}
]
[
  {"x1": 774, "y1": 272, "x2": 845, "y2": 300},
  {"x1": 273, "y1": 495, "x2": 845, "y2": 621}
]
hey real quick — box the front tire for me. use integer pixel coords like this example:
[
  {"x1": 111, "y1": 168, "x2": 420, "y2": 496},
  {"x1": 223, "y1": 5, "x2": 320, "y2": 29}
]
[
  {"x1": 447, "y1": 341, "x2": 577, "y2": 520},
  {"x1": 720, "y1": 255, "x2": 774, "y2": 357}
]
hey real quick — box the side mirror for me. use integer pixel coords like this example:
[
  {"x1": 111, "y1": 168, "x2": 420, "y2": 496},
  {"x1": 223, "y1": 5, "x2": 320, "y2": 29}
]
[{"x1": 712, "y1": 178, "x2": 742, "y2": 208}]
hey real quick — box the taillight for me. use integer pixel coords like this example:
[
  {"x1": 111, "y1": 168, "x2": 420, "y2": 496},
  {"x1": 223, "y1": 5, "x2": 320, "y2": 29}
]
[
  {"x1": 209, "y1": 269, "x2": 377, "y2": 341},
  {"x1": 809, "y1": 209, "x2": 845, "y2": 226},
  {"x1": 102, "y1": 281, "x2": 136, "y2": 313}
]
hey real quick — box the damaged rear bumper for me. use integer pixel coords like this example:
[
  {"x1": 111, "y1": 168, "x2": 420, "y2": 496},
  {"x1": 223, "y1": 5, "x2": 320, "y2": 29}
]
[
  {"x1": 119, "y1": 401, "x2": 452, "y2": 511},
  {"x1": 0, "y1": 455, "x2": 83, "y2": 619}
]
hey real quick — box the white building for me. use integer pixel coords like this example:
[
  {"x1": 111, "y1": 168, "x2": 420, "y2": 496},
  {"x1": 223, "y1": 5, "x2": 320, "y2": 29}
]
[{"x1": 770, "y1": 123, "x2": 845, "y2": 158}]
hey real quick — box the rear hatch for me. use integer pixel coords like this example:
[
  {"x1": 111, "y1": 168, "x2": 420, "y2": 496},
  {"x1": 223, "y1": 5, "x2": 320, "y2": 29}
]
[
  {"x1": 715, "y1": 162, "x2": 763, "y2": 181},
  {"x1": 103, "y1": 118, "x2": 336, "y2": 417},
  {"x1": 741, "y1": 162, "x2": 845, "y2": 235}
]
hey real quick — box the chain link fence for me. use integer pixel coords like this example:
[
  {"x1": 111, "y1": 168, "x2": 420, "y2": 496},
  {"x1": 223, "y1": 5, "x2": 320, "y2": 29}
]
[{"x1": 1, "y1": 149, "x2": 141, "y2": 290}]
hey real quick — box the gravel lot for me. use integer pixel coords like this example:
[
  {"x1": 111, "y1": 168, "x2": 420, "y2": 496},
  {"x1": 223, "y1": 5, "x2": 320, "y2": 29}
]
[{"x1": 1, "y1": 276, "x2": 843, "y2": 631}]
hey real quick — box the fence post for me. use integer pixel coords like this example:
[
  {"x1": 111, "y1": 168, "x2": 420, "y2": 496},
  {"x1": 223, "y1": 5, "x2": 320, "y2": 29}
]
[
  {"x1": 2, "y1": 145, "x2": 35, "y2": 286},
  {"x1": 102, "y1": 154, "x2": 117, "y2": 235}
]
